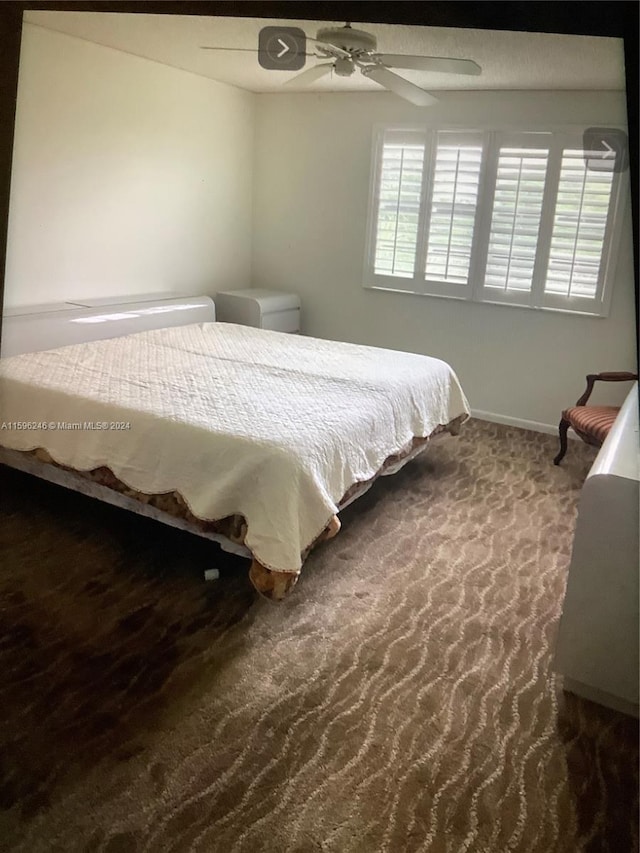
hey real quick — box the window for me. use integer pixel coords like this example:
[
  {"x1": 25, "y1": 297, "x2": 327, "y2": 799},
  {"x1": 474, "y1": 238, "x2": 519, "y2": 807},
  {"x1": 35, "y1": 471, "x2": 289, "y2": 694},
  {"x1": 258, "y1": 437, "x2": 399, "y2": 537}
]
[
  {"x1": 485, "y1": 142, "x2": 548, "y2": 295},
  {"x1": 364, "y1": 126, "x2": 627, "y2": 316},
  {"x1": 373, "y1": 133, "x2": 424, "y2": 278},
  {"x1": 425, "y1": 133, "x2": 483, "y2": 287},
  {"x1": 546, "y1": 150, "x2": 615, "y2": 300}
]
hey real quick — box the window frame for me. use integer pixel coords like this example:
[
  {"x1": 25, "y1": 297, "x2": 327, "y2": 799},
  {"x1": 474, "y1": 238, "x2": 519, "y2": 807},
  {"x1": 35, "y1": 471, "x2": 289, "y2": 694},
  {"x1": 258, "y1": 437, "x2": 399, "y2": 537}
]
[{"x1": 363, "y1": 123, "x2": 629, "y2": 318}]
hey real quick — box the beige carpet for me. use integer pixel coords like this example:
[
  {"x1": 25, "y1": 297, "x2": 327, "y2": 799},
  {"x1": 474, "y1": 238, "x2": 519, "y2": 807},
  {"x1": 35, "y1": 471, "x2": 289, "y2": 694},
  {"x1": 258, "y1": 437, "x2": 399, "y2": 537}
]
[{"x1": 0, "y1": 419, "x2": 637, "y2": 853}]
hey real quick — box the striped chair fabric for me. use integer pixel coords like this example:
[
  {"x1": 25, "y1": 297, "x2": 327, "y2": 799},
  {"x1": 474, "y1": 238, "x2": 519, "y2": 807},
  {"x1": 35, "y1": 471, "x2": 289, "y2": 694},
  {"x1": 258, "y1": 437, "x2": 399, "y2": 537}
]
[{"x1": 563, "y1": 405, "x2": 620, "y2": 445}]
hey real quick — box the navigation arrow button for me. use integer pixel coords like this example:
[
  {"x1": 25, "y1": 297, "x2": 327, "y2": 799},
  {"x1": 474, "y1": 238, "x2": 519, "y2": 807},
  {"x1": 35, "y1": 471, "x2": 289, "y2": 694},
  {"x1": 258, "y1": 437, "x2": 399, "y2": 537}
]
[
  {"x1": 602, "y1": 140, "x2": 614, "y2": 159},
  {"x1": 276, "y1": 38, "x2": 289, "y2": 58},
  {"x1": 583, "y1": 127, "x2": 628, "y2": 174},
  {"x1": 258, "y1": 26, "x2": 306, "y2": 70}
]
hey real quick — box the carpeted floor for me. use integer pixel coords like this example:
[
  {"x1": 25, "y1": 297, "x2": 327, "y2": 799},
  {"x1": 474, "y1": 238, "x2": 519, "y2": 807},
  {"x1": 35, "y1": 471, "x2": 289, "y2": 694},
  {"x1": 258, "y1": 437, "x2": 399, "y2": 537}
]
[{"x1": 0, "y1": 419, "x2": 637, "y2": 853}]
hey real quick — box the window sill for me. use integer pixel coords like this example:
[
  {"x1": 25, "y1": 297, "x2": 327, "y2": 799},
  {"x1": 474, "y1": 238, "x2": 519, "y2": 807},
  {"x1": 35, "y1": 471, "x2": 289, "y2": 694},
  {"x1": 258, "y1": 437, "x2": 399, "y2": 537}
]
[{"x1": 363, "y1": 282, "x2": 608, "y2": 318}]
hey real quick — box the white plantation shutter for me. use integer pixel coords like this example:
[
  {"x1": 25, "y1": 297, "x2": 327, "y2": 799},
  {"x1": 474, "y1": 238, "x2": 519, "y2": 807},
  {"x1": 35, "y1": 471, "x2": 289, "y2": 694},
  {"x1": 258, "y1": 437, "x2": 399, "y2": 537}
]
[
  {"x1": 544, "y1": 149, "x2": 614, "y2": 300},
  {"x1": 373, "y1": 132, "x2": 426, "y2": 278},
  {"x1": 425, "y1": 133, "x2": 482, "y2": 286},
  {"x1": 365, "y1": 126, "x2": 625, "y2": 316},
  {"x1": 484, "y1": 143, "x2": 549, "y2": 297}
]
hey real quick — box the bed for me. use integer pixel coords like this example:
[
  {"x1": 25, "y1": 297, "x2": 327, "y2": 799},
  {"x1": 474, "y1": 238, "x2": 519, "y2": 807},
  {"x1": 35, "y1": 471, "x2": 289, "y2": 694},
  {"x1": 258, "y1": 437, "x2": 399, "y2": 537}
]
[{"x1": 0, "y1": 294, "x2": 470, "y2": 600}]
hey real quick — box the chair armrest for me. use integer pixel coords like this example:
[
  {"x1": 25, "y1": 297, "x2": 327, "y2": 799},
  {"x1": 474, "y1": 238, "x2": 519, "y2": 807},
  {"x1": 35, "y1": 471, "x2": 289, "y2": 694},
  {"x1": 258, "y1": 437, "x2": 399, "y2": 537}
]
[
  {"x1": 594, "y1": 372, "x2": 638, "y2": 382},
  {"x1": 576, "y1": 372, "x2": 638, "y2": 407}
]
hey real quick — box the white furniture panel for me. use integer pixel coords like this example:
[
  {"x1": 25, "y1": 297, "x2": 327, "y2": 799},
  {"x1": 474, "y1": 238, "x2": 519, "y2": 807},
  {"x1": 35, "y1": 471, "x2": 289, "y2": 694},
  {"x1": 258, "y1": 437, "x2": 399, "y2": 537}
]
[
  {"x1": 1, "y1": 295, "x2": 215, "y2": 357},
  {"x1": 215, "y1": 288, "x2": 300, "y2": 333},
  {"x1": 554, "y1": 384, "x2": 639, "y2": 717}
]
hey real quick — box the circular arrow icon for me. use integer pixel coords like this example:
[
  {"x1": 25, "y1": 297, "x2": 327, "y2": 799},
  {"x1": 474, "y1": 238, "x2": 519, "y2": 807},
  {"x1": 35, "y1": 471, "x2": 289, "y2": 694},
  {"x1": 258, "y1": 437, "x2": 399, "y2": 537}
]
[{"x1": 258, "y1": 27, "x2": 306, "y2": 70}]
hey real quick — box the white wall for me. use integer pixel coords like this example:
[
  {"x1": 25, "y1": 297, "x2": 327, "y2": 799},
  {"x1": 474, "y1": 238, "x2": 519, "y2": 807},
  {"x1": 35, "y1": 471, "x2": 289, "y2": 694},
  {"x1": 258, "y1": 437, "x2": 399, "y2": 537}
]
[
  {"x1": 252, "y1": 90, "x2": 637, "y2": 430},
  {"x1": 4, "y1": 24, "x2": 254, "y2": 307}
]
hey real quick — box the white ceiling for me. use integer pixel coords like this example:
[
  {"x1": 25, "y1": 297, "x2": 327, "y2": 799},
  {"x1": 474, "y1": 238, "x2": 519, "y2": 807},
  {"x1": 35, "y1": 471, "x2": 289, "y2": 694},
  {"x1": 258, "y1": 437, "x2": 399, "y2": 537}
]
[{"x1": 24, "y1": 11, "x2": 626, "y2": 95}]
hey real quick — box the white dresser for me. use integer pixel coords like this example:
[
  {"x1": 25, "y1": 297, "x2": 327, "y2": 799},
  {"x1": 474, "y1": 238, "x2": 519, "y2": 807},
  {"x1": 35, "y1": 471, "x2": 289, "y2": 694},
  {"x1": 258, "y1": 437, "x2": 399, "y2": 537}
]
[
  {"x1": 1, "y1": 294, "x2": 215, "y2": 357},
  {"x1": 554, "y1": 383, "x2": 639, "y2": 717},
  {"x1": 215, "y1": 289, "x2": 300, "y2": 333}
]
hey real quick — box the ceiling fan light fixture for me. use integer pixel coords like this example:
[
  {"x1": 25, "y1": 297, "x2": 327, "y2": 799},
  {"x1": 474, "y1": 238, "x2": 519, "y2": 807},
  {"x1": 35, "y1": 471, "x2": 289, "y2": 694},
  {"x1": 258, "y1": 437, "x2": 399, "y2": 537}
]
[{"x1": 334, "y1": 57, "x2": 355, "y2": 77}]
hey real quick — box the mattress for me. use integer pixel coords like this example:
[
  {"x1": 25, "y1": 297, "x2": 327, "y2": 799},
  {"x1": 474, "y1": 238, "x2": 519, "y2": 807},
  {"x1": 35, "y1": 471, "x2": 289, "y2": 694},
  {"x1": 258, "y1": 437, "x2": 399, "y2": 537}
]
[{"x1": 0, "y1": 322, "x2": 470, "y2": 573}]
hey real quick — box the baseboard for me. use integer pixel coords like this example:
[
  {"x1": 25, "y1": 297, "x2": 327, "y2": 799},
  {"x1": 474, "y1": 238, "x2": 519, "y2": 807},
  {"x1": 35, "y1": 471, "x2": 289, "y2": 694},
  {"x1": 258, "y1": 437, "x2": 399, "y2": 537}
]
[{"x1": 471, "y1": 409, "x2": 579, "y2": 439}]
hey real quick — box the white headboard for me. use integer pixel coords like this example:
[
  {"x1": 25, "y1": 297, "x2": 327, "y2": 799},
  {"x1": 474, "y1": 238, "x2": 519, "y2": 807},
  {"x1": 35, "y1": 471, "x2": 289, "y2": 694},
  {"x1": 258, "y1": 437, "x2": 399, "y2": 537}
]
[{"x1": 1, "y1": 294, "x2": 216, "y2": 357}]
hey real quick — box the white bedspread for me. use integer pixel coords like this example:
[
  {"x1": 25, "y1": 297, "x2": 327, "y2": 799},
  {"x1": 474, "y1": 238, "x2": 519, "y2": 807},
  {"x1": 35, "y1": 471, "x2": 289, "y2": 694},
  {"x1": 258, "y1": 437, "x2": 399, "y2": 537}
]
[{"x1": 0, "y1": 323, "x2": 470, "y2": 572}]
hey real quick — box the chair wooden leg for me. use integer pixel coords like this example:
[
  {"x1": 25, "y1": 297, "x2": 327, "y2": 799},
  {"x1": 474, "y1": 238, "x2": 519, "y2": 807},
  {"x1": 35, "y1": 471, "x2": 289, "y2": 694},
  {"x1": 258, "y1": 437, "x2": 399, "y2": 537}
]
[{"x1": 554, "y1": 418, "x2": 570, "y2": 465}]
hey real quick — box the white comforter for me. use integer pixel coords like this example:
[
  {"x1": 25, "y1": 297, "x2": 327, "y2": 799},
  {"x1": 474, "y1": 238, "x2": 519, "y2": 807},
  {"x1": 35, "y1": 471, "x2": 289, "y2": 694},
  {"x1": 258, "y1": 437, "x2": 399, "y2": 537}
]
[{"x1": 0, "y1": 323, "x2": 470, "y2": 572}]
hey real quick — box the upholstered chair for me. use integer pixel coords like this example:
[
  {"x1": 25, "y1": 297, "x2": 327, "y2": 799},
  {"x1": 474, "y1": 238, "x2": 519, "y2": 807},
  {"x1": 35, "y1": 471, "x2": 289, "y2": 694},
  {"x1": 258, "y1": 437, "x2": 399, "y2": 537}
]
[{"x1": 553, "y1": 372, "x2": 638, "y2": 465}]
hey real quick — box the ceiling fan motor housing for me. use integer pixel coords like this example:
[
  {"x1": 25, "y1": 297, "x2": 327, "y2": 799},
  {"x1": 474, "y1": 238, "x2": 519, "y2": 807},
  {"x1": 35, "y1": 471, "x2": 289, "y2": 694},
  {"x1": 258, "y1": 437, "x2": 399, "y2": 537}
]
[{"x1": 316, "y1": 26, "x2": 378, "y2": 55}]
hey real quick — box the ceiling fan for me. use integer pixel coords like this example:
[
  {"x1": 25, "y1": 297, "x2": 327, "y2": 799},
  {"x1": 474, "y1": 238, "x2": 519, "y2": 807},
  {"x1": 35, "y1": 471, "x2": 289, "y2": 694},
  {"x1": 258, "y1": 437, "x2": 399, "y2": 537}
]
[{"x1": 201, "y1": 22, "x2": 481, "y2": 107}]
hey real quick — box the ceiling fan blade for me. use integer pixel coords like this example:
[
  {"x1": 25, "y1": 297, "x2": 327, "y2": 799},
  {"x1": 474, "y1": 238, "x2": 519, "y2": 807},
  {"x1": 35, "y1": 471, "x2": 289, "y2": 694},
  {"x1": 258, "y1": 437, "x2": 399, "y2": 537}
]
[
  {"x1": 361, "y1": 65, "x2": 437, "y2": 107},
  {"x1": 374, "y1": 55, "x2": 482, "y2": 76},
  {"x1": 200, "y1": 45, "x2": 321, "y2": 59},
  {"x1": 200, "y1": 46, "x2": 261, "y2": 52},
  {"x1": 308, "y1": 37, "x2": 351, "y2": 59},
  {"x1": 283, "y1": 63, "x2": 334, "y2": 87}
]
